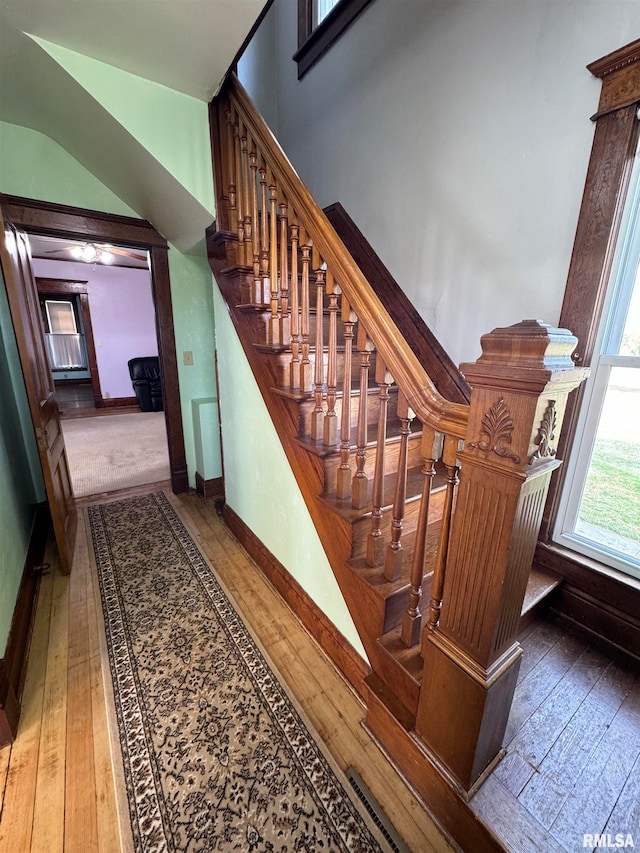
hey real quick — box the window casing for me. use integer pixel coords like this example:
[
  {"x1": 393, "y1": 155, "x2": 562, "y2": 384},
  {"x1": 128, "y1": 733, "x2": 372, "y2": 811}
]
[
  {"x1": 294, "y1": 0, "x2": 376, "y2": 79},
  {"x1": 553, "y1": 143, "x2": 640, "y2": 579}
]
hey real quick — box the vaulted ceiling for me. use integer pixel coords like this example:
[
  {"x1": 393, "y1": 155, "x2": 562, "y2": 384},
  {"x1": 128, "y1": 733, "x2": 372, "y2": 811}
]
[{"x1": 0, "y1": 0, "x2": 267, "y2": 250}]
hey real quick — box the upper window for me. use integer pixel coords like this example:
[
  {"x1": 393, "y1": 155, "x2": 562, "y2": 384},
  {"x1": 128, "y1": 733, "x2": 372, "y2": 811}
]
[
  {"x1": 294, "y1": 0, "x2": 376, "y2": 79},
  {"x1": 553, "y1": 139, "x2": 640, "y2": 580}
]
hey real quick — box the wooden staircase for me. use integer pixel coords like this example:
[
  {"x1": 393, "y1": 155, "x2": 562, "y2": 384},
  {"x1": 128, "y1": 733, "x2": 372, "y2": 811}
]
[{"x1": 207, "y1": 73, "x2": 588, "y2": 849}]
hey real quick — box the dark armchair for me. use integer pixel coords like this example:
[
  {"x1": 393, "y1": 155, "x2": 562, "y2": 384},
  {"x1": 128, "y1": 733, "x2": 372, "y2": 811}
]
[{"x1": 128, "y1": 356, "x2": 163, "y2": 412}]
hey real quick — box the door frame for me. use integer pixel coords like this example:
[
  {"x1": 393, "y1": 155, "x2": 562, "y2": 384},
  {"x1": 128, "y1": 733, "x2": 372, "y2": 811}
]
[{"x1": 0, "y1": 193, "x2": 188, "y2": 493}]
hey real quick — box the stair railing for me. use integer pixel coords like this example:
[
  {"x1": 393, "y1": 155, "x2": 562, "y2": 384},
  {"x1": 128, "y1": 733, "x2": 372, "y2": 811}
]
[{"x1": 210, "y1": 73, "x2": 588, "y2": 793}]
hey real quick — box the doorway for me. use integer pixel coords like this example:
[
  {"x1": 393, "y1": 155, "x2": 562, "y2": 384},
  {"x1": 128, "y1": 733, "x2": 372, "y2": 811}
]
[{"x1": 0, "y1": 194, "x2": 188, "y2": 499}]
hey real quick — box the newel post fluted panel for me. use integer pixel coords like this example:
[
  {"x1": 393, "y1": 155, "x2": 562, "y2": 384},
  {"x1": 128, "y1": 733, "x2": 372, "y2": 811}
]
[{"x1": 416, "y1": 320, "x2": 588, "y2": 793}]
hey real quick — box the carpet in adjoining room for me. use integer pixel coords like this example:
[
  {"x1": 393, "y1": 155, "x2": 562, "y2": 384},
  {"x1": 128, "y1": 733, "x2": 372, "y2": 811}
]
[
  {"x1": 63, "y1": 412, "x2": 170, "y2": 496},
  {"x1": 88, "y1": 492, "x2": 391, "y2": 852}
]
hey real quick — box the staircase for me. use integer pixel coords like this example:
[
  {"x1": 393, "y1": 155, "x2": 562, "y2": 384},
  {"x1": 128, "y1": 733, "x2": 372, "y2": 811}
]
[{"x1": 207, "y1": 73, "x2": 587, "y2": 848}]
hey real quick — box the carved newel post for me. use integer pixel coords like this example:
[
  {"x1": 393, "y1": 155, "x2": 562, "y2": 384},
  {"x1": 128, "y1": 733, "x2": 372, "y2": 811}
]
[{"x1": 416, "y1": 320, "x2": 588, "y2": 793}]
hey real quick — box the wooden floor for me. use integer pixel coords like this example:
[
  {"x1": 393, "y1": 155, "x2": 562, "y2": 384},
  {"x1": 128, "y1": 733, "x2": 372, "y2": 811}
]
[
  {"x1": 0, "y1": 488, "x2": 453, "y2": 853},
  {"x1": 473, "y1": 618, "x2": 640, "y2": 851}
]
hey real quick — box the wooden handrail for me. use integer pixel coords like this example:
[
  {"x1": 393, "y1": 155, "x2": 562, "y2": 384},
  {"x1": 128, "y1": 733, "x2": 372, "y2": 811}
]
[{"x1": 224, "y1": 74, "x2": 469, "y2": 440}]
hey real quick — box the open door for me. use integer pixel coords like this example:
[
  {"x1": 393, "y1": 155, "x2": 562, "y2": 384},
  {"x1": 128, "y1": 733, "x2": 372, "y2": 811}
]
[{"x1": 0, "y1": 214, "x2": 77, "y2": 574}]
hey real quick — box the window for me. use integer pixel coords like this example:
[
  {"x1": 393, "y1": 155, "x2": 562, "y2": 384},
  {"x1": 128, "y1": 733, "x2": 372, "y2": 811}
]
[
  {"x1": 553, "y1": 142, "x2": 640, "y2": 580},
  {"x1": 44, "y1": 299, "x2": 77, "y2": 334},
  {"x1": 294, "y1": 0, "x2": 376, "y2": 79}
]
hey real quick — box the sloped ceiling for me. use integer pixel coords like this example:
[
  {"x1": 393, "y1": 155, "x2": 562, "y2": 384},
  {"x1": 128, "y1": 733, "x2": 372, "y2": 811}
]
[{"x1": 0, "y1": 0, "x2": 267, "y2": 250}]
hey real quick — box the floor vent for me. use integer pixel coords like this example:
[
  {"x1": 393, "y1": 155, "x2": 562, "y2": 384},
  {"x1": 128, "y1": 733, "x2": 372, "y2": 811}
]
[{"x1": 345, "y1": 768, "x2": 410, "y2": 853}]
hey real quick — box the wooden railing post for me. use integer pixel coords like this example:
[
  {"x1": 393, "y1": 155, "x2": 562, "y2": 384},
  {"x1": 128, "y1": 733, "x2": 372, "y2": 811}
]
[{"x1": 416, "y1": 320, "x2": 588, "y2": 792}]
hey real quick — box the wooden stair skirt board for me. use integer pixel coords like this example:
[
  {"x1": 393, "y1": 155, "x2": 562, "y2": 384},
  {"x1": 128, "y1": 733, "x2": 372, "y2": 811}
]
[
  {"x1": 0, "y1": 503, "x2": 50, "y2": 747},
  {"x1": 207, "y1": 72, "x2": 588, "y2": 848}
]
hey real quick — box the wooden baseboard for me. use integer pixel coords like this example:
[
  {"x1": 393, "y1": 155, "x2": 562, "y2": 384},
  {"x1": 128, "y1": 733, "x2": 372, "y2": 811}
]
[
  {"x1": 223, "y1": 503, "x2": 370, "y2": 701},
  {"x1": 0, "y1": 504, "x2": 50, "y2": 747},
  {"x1": 195, "y1": 472, "x2": 225, "y2": 501},
  {"x1": 535, "y1": 541, "x2": 640, "y2": 663},
  {"x1": 96, "y1": 396, "x2": 139, "y2": 408}
]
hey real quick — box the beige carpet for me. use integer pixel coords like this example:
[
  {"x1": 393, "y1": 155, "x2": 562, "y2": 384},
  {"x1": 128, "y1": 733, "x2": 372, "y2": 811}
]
[{"x1": 62, "y1": 412, "x2": 170, "y2": 497}]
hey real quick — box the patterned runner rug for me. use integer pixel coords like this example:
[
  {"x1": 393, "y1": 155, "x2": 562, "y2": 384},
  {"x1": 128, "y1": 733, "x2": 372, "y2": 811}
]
[{"x1": 88, "y1": 492, "x2": 389, "y2": 852}]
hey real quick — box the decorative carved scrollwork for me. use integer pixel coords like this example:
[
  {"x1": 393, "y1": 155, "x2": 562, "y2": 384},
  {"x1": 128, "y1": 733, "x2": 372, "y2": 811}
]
[
  {"x1": 529, "y1": 400, "x2": 558, "y2": 465},
  {"x1": 468, "y1": 397, "x2": 521, "y2": 463}
]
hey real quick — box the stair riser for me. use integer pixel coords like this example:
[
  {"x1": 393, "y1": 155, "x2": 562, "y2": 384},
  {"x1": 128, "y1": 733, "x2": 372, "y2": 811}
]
[{"x1": 322, "y1": 428, "x2": 423, "y2": 490}]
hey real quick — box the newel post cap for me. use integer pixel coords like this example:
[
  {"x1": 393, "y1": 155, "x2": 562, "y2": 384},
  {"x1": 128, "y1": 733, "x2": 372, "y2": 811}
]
[{"x1": 460, "y1": 319, "x2": 589, "y2": 393}]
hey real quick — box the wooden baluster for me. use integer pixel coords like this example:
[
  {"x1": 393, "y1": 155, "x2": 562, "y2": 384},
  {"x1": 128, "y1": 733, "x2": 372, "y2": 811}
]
[
  {"x1": 428, "y1": 435, "x2": 461, "y2": 630},
  {"x1": 323, "y1": 274, "x2": 339, "y2": 446},
  {"x1": 337, "y1": 302, "x2": 357, "y2": 499},
  {"x1": 400, "y1": 428, "x2": 443, "y2": 647},
  {"x1": 249, "y1": 146, "x2": 260, "y2": 303},
  {"x1": 233, "y1": 117, "x2": 245, "y2": 261},
  {"x1": 240, "y1": 130, "x2": 251, "y2": 255},
  {"x1": 384, "y1": 392, "x2": 414, "y2": 581},
  {"x1": 299, "y1": 242, "x2": 313, "y2": 393},
  {"x1": 366, "y1": 359, "x2": 393, "y2": 567},
  {"x1": 279, "y1": 200, "x2": 291, "y2": 347},
  {"x1": 289, "y1": 223, "x2": 300, "y2": 389},
  {"x1": 311, "y1": 266, "x2": 326, "y2": 440},
  {"x1": 225, "y1": 108, "x2": 236, "y2": 213},
  {"x1": 352, "y1": 326, "x2": 373, "y2": 509},
  {"x1": 259, "y1": 163, "x2": 269, "y2": 305},
  {"x1": 267, "y1": 178, "x2": 280, "y2": 344}
]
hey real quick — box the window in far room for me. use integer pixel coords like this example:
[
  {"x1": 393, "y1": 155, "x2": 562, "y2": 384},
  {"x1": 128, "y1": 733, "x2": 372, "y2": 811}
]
[{"x1": 295, "y1": 0, "x2": 376, "y2": 79}]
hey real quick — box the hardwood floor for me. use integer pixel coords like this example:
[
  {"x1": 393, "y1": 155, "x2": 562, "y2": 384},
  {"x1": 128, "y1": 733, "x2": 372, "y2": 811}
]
[
  {"x1": 0, "y1": 489, "x2": 453, "y2": 853},
  {"x1": 473, "y1": 619, "x2": 640, "y2": 851}
]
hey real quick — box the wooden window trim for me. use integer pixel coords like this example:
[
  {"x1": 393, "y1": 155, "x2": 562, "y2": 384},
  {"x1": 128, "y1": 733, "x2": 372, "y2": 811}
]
[
  {"x1": 293, "y1": 0, "x2": 376, "y2": 79},
  {"x1": 542, "y1": 39, "x2": 640, "y2": 538}
]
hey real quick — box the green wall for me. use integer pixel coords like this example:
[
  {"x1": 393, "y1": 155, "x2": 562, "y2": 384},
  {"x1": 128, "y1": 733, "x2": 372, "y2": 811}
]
[
  {"x1": 0, "y1": 121, "x2": 220, "y2": 490},
  {"x1": 0, "y1": 265, "x2": 45, "y2": 656},
  {"x1": 212, "y1": 284, "x2": 366, "y2": 658}
]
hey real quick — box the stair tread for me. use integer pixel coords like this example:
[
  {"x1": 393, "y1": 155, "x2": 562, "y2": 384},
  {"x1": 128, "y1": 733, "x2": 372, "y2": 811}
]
[
  {"x1": 377, "y1": 625, "x2": 424, "y2": 682},
  {"x1": 296, "y1": 418, "x2": 422, "y2": 460}
]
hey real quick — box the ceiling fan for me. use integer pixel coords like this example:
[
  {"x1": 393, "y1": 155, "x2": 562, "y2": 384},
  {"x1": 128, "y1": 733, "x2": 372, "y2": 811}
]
[{"x1": 44, "y1": 241, "x2": 147, "y2": 264}]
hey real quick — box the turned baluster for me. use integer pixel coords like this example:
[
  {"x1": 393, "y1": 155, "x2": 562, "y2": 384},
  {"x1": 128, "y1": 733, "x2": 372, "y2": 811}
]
[
  {"x1": 279, "y1": 200, "x2": 290, "y2": 346},
  {"x1": 311, "y1": 266, "x2": 326, "y2": 440},
  {"x1": 225, "y1": 109, "x2": 236, "y2": 213},
  {"x1": 400, "y1": 428, "x2": 443, "y2": 647},
  {"x1": 384, "y1": 392, "x2": 414, "y2": 581},
  {"x1": 233, "y1": 118, "x2": 245, "y2": 258},
  {"x1": 299, "y1": 243, "x2": 313, "y2": 393},
  {"x1": 428, "y1": 435, "x2": 461, "y2": 630},
  {"x1": 337, "y1": 303, "x2": 357, "y2": 499},
  {"x1": 240, "y1": 131, "x2": 252, "y2": 252},
  {"x1": 249, "y1": 147, "x2": 260, "y2": 301},
  {"x1": 259, "y1": 164, "x2": 269, "y2": 305},
  {"x1": 323, "y1": 275, "x2": 339, "y2": 447},
  {"x1": 267, "y1": 179, "x2": 280, "y2": 344},
  {"x1": 366, "y1": 359, "x2": 393, "y2": 567},
  {"x1": 289, "y1": 223, "x2": 300, "y2": 390},
  {"x1": 352, "y1": 326, "x2": 373, "y2": 509}
]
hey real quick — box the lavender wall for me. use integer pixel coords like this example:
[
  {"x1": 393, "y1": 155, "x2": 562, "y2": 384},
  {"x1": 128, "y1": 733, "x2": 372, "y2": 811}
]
[{"x1": 31, "y1": 257, "x2": 157, "y2": 400}]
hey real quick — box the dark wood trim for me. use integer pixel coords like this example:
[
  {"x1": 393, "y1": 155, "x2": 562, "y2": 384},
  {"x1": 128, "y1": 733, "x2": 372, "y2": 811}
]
[
  {"x1": 35, "y1": 277, "x2": 103, "y2": 406},
  {"x1": 535, "y1": 542, "x2": 640, "y2": 664},
  {"x1": 228, "y1": 0, "x2": 277, "y2": 75},
  {"x1": 294, "y1": 0, "x2": 377, "y2": 79},
  {"x1": 588, "y1": 38, "x2": 640, "y2": 117},
  {"x1": 0, "y1": 195, "x2": 188, "y2": 494},
  {"x1": 541, "y1": 48, "x2": 640, "y2": 540},
  {"x1": 223, "y1": 502, "x2": 371, "y2": 701},
  {"x1": 95, "y1": 396, "x2": 138, "y2": 409},
  {"x1": 195, "y1": 472, "x2": 225, "y2": 500},
  {"x1": 0, "y1": 504, "x2": 50, "y2": 747},
  {"x1": 324, "y1": 202, "x2": 471, "y2": 405},
  {"x1": 0, "y1": 194, "x2": 167, "y2": 248}
]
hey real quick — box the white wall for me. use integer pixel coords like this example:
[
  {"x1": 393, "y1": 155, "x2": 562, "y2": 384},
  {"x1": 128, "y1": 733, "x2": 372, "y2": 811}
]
[{"x1": 239, "y1": 0, "x2": 640, "y2": 366}]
